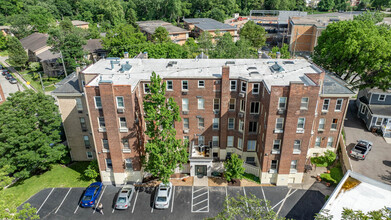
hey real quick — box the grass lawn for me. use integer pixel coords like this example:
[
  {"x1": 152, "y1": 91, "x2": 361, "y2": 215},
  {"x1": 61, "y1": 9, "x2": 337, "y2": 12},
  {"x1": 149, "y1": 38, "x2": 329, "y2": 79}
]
[
  {"x1": 242, "y1": 172, "x2": 260, "y2": 183},
  {"x1": 2, "y1": 162, "x2": 96, "y2": 209},
  {"x1": 320, "y1": 162, "x2": 344, "y2": 185}
]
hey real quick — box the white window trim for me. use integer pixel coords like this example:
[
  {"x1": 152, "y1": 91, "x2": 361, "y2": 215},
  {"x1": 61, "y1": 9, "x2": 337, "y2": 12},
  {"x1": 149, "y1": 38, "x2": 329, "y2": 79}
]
[
  {"x1": 297, "y1": 117, "x2": 305, "y2": 133},
  {"x1": 183, "y1": 118, "x2": 189, "y2": 130},
  {"x1": 197, "y1": 98, "x2": 204, "y2": 109},
  {"x1": 105, "y1": 159, "x2": 112, "y2": 171},
  {"x1": 227, "y1": 136, "x2": 234, "y2": 147},
  {"x1": 327, "y1": 137, "x2": 334, "y2": 148},
  {"x1": 239, "y1": 120, "x2": 244, "y2": 132},
  {"x1": 182, "y1": 80, "x2": 188, "y2": 91},
  {"x1": 335, "y1": 98, "x2": 343, "y2": 111},
  {"x1": 144, "y1": 83, "x2": 150, "y2": 93},
  {"x1": 250, "y1": 102, "x2": 260, "y2": 114},
  {"x1": 275, "y1": 118, "x2": 284, "y2": 132},
  {"x1": 247, "y1": 140, "x2": 257, "y2": 151},
  {"x1": 86, "y1": 152, "x2": 93, "y2": 159},
  {"x1": 116, "y1": 96, "x2": 124, "y2": 109},
  {"x1": 229, "y1": 98, "x2": 236, "y2": 111},
  {"x1": 293, "y1": 140, "x2": 301, "y2": 154},
  {"x1": 214, "y1": 99, "x2": 220, "y2": 111},
  {"x1": 198, "y1": 118, "x2": 204, "y2": 128},
  {"x1": 331, "y1": 119, "x2": 338, "y2": 130},
  {"x1": 213, "y1": 118, "x2": 219, "y2": 130},
  {"x1": 166, "y1": 80, "x2": 173, "y2": 91},
  {"x1": 76, "y1": 98, "x2": 83, "y2": 111},
  {"x1": 94, "y1": 96, "x2": 102, "y2": 109},
  {"x1": 98, "y1": 117, "x2": 106, "y2": 132},
  {"x1": 198, "y1": 80, "x2": 205, "y2": 88},
  {"x1": 249, "y1": 121, "x2": 257, "y2": 133},
  {"x1": 318, "y1": 118, "x2": 326, "y2": 131},
  {"x1": 228, "y1": 118, "x2": 235, "y2": 130},
  {"x1": 278, "y1": 97, "x2": 287, "y2": 110},
  {"x1": 238, "y1": 138, "x2": 243, "y2": 149},
  {"x1": 252, "y1": 83, "x2": 260, "y2": 94},
  {"x1": 241, "y1": 81, "x2": 247, "y2": 93},
  {"x1": 269, "y1": 160, "x2": 278, "y2": 173},
  {"x1": 315, "y1": 137, "x2": 321, "y2": 148},
  {"x1": 378, "y1": 94, "x2": 386, "y2": 101},
  {"x1": 322, "y1": 99, "x2": 330, "y2": 112},
  {"x1": 119, "y1": 117, "x2": 128, "y2": 132},
  {"x1": 300, "y1": 97, "x2": 309, "y2": 110},
  {"x1": 272, "y1": 139, "x2": 281, "y2": 154},
  {"x1": 230, "y1": 80, "x2": 237, "y2": 91},
  {"x1": 182, "y1": 98, "x2": 189, "y2": 111}
]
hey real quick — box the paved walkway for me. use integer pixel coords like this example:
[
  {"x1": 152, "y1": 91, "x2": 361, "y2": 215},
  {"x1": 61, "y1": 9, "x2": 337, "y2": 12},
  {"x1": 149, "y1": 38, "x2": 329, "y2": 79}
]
[
  {"x1": 193, "y1": 176, "x2": 208, "y2": 186},
  {"x1": 289, "y1": 166, "x2": 335, "y2": 196},
  {"x1": 0, "y1": 56, "x2": 36, "y2": 92}
]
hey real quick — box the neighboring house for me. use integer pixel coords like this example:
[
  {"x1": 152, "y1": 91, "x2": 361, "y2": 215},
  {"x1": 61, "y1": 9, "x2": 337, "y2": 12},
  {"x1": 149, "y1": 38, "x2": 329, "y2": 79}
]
[
  {"x1": 322, "y1": 170, "x2": 391, "y2": 219},
  {"x1": 0, "y1": 84, "x2": 5, "y2": 104},
  {"x1": 183, "y1": 18, "x2": 238, "y2": 42},
  {"x1": 83, "y1": 39, "x2": 106, "y2": 62},
  {"x1": 136, "y1": 20, "x2": 190, "y2": 45},
  {"x1": 71, "y1": 20, "x2": 89, "y2": 29},
  {"x1": 53, "y1": 58, "x2": 354, "y2": 185},
  {"x1": 356, "y1": 88, "x2": 391, "y2": 138},
  {"x1": 0, "y1": 26, "x2": 12, "y2": 36}
]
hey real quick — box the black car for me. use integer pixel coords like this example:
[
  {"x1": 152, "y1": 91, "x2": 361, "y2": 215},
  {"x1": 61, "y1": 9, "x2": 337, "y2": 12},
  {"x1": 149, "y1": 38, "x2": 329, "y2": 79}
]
[
  {"x1": 5, "y1": 73, "x2": 13, "y2": 80},
  {"x1": 9, "y1": 77, "x2": 17, "y2": 84},
  {"x1": 1, "y1": 70, "x2": 8, "y2": 76}
]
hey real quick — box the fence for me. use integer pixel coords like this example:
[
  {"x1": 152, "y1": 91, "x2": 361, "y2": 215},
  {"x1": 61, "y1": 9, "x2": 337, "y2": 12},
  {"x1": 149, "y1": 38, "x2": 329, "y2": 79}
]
[
  {"x1": 175, "y1": 163, "x2": 190, "y2": 174},
  {"x1": 243, "y1": 162, "x2": 261, "y2": 177},
  {"x1": 339, "y1": 133, "x2": 352, "y2": 174}
]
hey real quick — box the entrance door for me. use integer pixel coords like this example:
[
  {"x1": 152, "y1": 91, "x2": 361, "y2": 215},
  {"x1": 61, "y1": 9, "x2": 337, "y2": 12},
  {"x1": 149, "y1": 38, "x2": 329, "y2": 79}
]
[{"x1": 195, "y1": 165, "x2": 207, "y2": 177}]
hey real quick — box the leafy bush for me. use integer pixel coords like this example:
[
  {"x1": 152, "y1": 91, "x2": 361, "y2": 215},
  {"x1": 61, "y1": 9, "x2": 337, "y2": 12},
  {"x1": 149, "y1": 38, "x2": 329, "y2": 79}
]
[
  {"x1": 84, "y1": 160, "x2": 100, "y2": 180},
  {"x1": 320, "y1": 163, "x2": 343, "y2": 185},
  {"x1": 311, "y1": 150, "x2": 336, "y2": 167},
  {"x1": 242, "y1": 173, "x2": 260, "y2": 183},
  {"x1": 224, "y1": 153, "x2": 245, "y2": 182}
]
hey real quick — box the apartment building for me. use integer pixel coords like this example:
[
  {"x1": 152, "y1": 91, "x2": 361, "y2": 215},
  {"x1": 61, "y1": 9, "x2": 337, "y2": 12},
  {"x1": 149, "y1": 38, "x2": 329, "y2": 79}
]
[
  {"x1": 137, "y1": 20, "x2": 190, "y2": 45},
  {"x1": 53, "y1": 58, "x2": 353, "y2": 186},
  {"x1": 183, "y1": 18, "x2": 238, "y2": 42}
]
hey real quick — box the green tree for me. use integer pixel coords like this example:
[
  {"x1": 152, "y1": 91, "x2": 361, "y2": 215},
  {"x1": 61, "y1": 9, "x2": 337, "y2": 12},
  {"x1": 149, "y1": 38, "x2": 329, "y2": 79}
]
[
  {"x1": 0, "y1": 90, "x2": 66, "y2": 179},
  {"x1": 84, "y1": 160, "x2": 100, "y2": 180},
  {"x1": 87, "y1": 23, "x2": 101, "y2": 39},
  {"x1": 354, "y1": 10, "x2": 384, "y2": 24},
  {"x1": 0, "y1": 165, "x2": 13, "y2": 190},
  {"x1": 234, "y1": 38, "x2": 258, "y2": 58},
  {"x1": 197, "y1": 31, "x2": 213, "y2": 54},
  {"x1": 0, "y1": 34, "x2": 7, "y2": 51},
  {"x1": 239, "y1": 20, "x2": 266, "y2": 49},
  {"x1": 26, "y1": 5, "x2": 55, "y2": 33},
  {"x1": 183, "y1": 37, "x2": 199, "y2": 58},
  {"x1": 214, "y1": 194, "x2": 285, "y2": 220},
  {"x1": 143, "y1": 72, "x2": 188, "y2": 184},
  {"x1": 8, "y1": 14, "x2": 32, "y2": 39},
  {"x1": 208, "y1": 8, "x2": 226, "y2": 22},
  {"x1": 224, "y1": 153, "x2": 245, "y2": 182},
  {"x1": 211, "y1": 32, "x2": 236, "y2": 58},
  {"x1": 313, "y1": 20, "x2": 391, "y2": 90},
  {"x1": 152, "y1": 27, "x2": 171, "y2": 43},
  {"x1": 7, "y1": 37, "x2": 28, "y2": 69},
  {"x1": 315, "y1": 207, "x2": 391, "y2": 220},
  {"x1": 0, "y1": 0, "x2": 24, "y2": 16},
  {"x1": 98, "y1": 0, "x2": 125, "y2": 26},
  {"x1": 317, "y1": 0, "x2": 335, "y2": 11}
]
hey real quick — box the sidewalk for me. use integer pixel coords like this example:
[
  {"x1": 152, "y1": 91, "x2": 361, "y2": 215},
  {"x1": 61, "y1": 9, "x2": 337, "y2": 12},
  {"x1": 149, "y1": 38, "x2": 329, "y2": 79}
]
[
  {"x1": 289, "y1": 166, "x2": 335, "y2": 196},
  {"x1": 0, "y1": 56, "x2": 37, "y2": 92}
]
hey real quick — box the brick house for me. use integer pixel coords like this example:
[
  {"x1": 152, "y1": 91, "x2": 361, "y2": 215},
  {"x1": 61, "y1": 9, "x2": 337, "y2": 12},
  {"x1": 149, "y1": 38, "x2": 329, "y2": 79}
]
[
  {"x1": 53, "y1": 58, "x2": 353, "y2": 185},
  {"x1": 136, "y1": 20, "x2": 190, "y2": 45},
  {"x1": 183, "y1": 18, "x2": 238, "y2": 42}
]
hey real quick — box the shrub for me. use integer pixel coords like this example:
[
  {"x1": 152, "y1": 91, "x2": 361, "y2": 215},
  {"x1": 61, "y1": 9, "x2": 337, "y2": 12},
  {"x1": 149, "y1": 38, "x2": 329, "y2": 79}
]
[
  {"x1": 242, "y1": 173, "x2": 260, "y2": 183},
  {"x1": 224, "y1": 153, "x2": 245, "y2": 182},
  {"x1": 311, "y1": 150, "x2": 336, "y2": 167},
  {"x1": 84, "y1": 160, "x2": 100, "y2": 180},
  {"x1": 320, "y1": 162, "x2": 344, "y2": 185}
]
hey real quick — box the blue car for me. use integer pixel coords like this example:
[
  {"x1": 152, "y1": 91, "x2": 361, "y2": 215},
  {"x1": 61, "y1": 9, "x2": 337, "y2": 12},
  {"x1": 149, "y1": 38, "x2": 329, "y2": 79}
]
[{"x1": 81, "y1": 182, "x2": 103, "y2": 207}]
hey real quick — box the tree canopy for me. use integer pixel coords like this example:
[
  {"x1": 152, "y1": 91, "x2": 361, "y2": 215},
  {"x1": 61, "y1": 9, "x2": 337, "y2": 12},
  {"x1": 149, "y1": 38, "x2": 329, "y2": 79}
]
[
  {"x1": 239, "y1": 20, "x2": 266, "y2": 49},
  {"x1": 313, "y1": 20, "x2": 391, "y2": 90},
  {"x1": 0, "y1": 90, "x2": 66, "y2": 179},
  {"x1": 7, "y1": 36, "x2": 28, "y2": 68},
  {"x1": 224, "y1": 153, "x2": 245, "y2": 182},
  {"x1": 143, "y1": 72, "x2": 188, "y2": 184},
  {"x1": 152, "y1": 27, "x2": 171, "y2": 43}
]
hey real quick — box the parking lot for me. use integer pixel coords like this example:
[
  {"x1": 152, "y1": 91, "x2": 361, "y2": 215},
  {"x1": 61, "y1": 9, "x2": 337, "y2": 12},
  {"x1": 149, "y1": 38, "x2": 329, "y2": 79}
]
[
  {"x1": 0, "y1": 68, "x2": 23, "y2": 98},
  {"x1": 344, "y1": 100, "x2": 391, "y2": 185},
  {"x1": 21, "y1": 185, "x2": 325, "y2": 220}
]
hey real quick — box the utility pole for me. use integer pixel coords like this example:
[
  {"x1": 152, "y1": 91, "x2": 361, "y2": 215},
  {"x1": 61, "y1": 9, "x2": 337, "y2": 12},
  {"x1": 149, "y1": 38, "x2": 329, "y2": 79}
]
[
  {"x1": 59, "y1": 50, "x2": 68, "y2": 77},
  {"x1": 39, "y1": 72, "x2": 45, "y2": 92}
]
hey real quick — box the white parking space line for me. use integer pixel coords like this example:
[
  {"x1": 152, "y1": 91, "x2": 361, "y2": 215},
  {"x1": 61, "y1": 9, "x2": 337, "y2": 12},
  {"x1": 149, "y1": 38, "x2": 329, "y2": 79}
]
[
  {"x1": 242, "y1": 187, "x2": 248, "y2": 208},
  {"x1": 193, "y1": 191, "x2": 208, "y2": 199},
  {"x1": 191, "y1": 186, "x2": 193, "y2": 212},
  {"x1": 151, "y1": 202, "x2": 154, "y2": 213},
  {"x1": 271, "y1": 189, "x2": 297, "y2": 210},
  {"x1": 276, "y1": 189, "x2": 293, "y2": 215},
  {"x1": 194, "y1": 187, "x2": 207, "y2": 193},
  {"x1": 74, "y1": 202, "x2": 80, "y2": 214},
  {"x1": 191, "y1": 186, "x2": 209, "y2": 213},
  {"x1": 225, "y1": 186, "x2": 229, "y2": 212},
  {"x1": 261, "y1": 186, "x2": 269, "y2": 212},
  {"x1": 171, "y1": 186, "x2": 175, "y2": 213},
  {"x1": 132, "y1": 190, "x2": 139, "y2": 213},
  {"x1": 193, "y1": 198, "x2": 208, "y2": 207},
  {"x1": 93, "y1": 185, "x2": 107, "y2": 214},
  {"x1": 36, "y1": 188, "x2": 55, "y2": 214},
  {"x1": 207, "y1": 187, "x2": 209, "y2": 212},
  {"x1": 112, "y1": 208, "x2": 115, "y2": 213},
  {"x1": 55, "y1": 188, "x2": 72, "y2": 214}
]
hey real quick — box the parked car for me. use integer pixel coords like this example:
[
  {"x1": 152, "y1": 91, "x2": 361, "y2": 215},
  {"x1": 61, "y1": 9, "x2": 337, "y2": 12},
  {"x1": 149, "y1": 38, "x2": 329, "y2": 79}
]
[
  {"x1": 154, "y1": 182, "x2": 172, "y2": 209},
  {"x1": 80, "y1": 182, "x2": 103, "y2": 208},
  {"x1": 350, "y1": 140, "x2": 373, "y2": 160},
  {"x1": 114, "y1": 185, "x2": 135, "y2": 210},
  {"x1": 9, "y1": 77, "x2": 17, "y2": 84},
  {"x1": 2, "y1": 70, "x2": 9, "y2": 76},
  {"x1": 5, "y1": 73, "x2": 12, "y2": 80},
  {"x1": 0, "y1": 64, "x2": 3, "y2": 69}
]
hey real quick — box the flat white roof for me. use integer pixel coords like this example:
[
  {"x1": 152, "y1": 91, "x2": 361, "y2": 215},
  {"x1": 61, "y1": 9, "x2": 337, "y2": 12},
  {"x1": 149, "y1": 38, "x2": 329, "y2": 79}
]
[
  {"x1": 83, "y1": 58, "x2": 320, "y2": 92},
  {"x1": 322, "y1": 170, "x2": 391, "y2": 219}
]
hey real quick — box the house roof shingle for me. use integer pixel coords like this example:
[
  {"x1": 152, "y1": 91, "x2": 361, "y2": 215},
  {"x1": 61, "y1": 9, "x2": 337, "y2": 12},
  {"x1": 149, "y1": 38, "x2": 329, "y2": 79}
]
[
  {"x1": 20, "y1": 33, "x2": 49, "y2": 52},
  {"x1": 83, "y1": 39, "x2": 104, "y2": 53},
  {"x1": 52, "y1": 73, "x2": 81, "y2": 94},
  {"x1": 183, "y1": 18, "x2": 237, "y2": 31}
]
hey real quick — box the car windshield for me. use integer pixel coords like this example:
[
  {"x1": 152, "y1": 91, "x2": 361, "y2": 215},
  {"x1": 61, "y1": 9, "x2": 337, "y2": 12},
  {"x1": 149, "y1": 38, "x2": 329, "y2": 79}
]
[
  {"x1": 157, "y1": 196, "x2": 167, "y2": 202},
  {"x1": 82, "y1": 195, "x2": 92, "y2": 201},
  {"x1": 117, "y1": 197, "x2": 127, "y2": 204}
]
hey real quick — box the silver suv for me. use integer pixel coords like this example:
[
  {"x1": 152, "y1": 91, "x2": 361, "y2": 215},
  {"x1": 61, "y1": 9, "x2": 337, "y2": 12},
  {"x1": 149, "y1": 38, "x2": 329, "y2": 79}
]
[{"x1": 115, "y1": 185, "x2": 135, "y2": 210}]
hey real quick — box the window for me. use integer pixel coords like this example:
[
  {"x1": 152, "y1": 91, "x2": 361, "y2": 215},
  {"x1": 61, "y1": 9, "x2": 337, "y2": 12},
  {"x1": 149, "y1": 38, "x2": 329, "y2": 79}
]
[
  {"x1": 106, "y1": 158, "x2": 112, "y2": 170},
  {"x1": 322, "y1": 99, "x2": 330, "y2": 111},
  {"x1": 241, "y1": 81, "x2": 247, "y2": 92},
  {"x1": 86, "y1": 152, "x2": 93, "y2": 159},
  {"x1": 246, "y1": 157, "x2": 255, "y2": 165},
  {"x1": 238, "y1": 138, "x2": 243, "y2": 149},
  {"x1": 249, "y1": 121, "x2": 257, "y2": 133},
  {"x1": 166, "y1": 80, "x2": 173, "y2": 90},
  {"x1": 376, "y1": 117, "x2": 383, "y2": 126},
  {"x1": 182, "y1": 98, "x2": 189, "y2": 111},
  {"x1": 198, "y1": 136, "x2": 204, "y2": 145},
  {"x1": 240, "y1": 100, "x2": 246, "y2": 112},
  {"x1": 229, "y1": 98, "x2": 235, "y2": 110},
  {"x1": 327, "y1": 137, "x2": 334, "y2": 147},
  {"x1": 275, "y1": 118, "x2": 284, "y2": 131},
  {"x1": 213, "y1": 118, "x2": 219, "y2": 129},
  {"x1": 278, "y1": 97, "x2": 287, "y2": 109},
  {"x1": 183, "y1": 118, "x2": 189, "y2": 129},
  {"x1": 83, "y1": 135, "x2": 90, "y2": 148},
  {"x1": 102, "y1": 139, "x2": 109, "y2": 149},
  {"x1": 239, "y1": 120, "x2": 244, "y2": 132},
  {"x1": 230, "y1": 80, "x2": 237, "y2": 91},
  {"x1": 76, "y1": 98, "x2": 83, "y2": 111},
  {"x1": 270, "y1": 160, "x2": 278, "y2": 173},
  {"x1": 252, "y1": 83, "x2": 259, "y2": 94},
  {"x1": 122, "y1": 139, "x2": 129, "y2": 149},
  {"x1": 198, "y1": 80, "x2": 205, "y2": 88},
  {"x1": 80, "y1": 117, "x2": 87, "y2": 131},
  {"x1": 119, "y1": 117, "x2": 127, "y2": 128},
  {"x1": 116, "y1": 96, "x2": 124, "y2": 108},
  {"x1": 198, "y1": 98, "x2": 204, "y2": 109},
  {"x1": 331, "y1": 119, "x2": 338, "y2": 130},
  {"x1": 315, "y1": 137, "x2": 321, "y2": 148},
  {"x1": 250, "y1": 102, "x2": 260, "y2": 114},
  {"x1": 125, "y1": 158, "x2": 133, "y2": 170},
  {"x1": 247, "y1": 140, "x2": 256, "y2": 151},
  {"x1": 198, "y1": 118, "x2": 204, "y2": 128},
  {"x1": 297, "y1": 117, "x2": 305, "y2": 131},
  {"x1": 227, "y1": 136, "x2": 234, "y2": 147},
  {"x1": 273, "y1": 140, "x2": 281, "y2": 152},
  {"x1": 360, "y1": 104, "x2": 367, "y2": 114},
  {"x1": 213, "y1": 99, "x2": 220, "y2": 111},
  {"x1": 379, "y1": 94, "x2": 386, "y2": 101},
  {"x1": 335, "y1": 99, "x2": 343, "y2": 111},
  {"x1": 98, "y1": 117, "x2": 106, "y2": 131},
  {"x1": 144, "y1": 83, "x2": 150, "y2": 93},
  {"x1": 290, "y1": 160, "x2": 297, "y2": 173},
  {"x1": 228, "y1": 118, "x2": 235, "y2": 130},
  {"x1": 318, "y1": 118, "x2": 325, "y2": 130},
  {"x1": 301, "y1": 97, "x2": 309, "y2": 110},
  {"x1": 182, "y1": 80, "x2": 188, "y2": 90},
  {"x1": 94, "y1": 96, "x2": 102, "y2": 109},
  {"x1": 212, "y1": 136, "x2": 219, "y2": 147},
  {"x1": 293, "y1": 140, "x2": 301, "y2": 153}
]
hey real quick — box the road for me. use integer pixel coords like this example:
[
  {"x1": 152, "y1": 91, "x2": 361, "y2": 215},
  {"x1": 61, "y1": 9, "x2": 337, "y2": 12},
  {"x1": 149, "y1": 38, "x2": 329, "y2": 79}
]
[{"x1": 0, "y1": 56, "x2": 35, "y2": 94}]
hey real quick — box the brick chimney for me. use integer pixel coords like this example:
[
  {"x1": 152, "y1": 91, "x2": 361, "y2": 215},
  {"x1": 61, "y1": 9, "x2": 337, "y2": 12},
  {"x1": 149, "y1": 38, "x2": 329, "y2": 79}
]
[{"x1": 124, "y1": 52, "x2": 129, "y2": 58}]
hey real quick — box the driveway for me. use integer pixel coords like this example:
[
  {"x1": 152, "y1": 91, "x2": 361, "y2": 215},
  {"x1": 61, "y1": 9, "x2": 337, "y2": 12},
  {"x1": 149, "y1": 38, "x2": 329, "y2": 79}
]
[
  {"x1": 344, "y1": 100, "x2": 391, "y2": 185},
  {"x1": 20, "y1": 185, "x2": 325, "y2": 220}
]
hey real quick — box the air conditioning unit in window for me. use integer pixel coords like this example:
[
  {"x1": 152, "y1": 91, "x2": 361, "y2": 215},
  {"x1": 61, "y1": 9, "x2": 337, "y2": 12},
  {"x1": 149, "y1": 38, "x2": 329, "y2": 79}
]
[
  {"x1": 215, "y1": 81, "x2": 221, "y2": 84},
  {"x1": 183, "y1": 129, "x2": 189, "y2": 134},
  {"x1": 277, "y1": 109, "x2": 285, "y2": 115},
  {"x1": 117, "y1": 108, "x2": 124, "y2": 113},
  {"x1": 182, "y1": 111, "x2": 189, "y2": 115},
  {"x1": 238, "y1": 112, "x2": 244, "y2": 118},
  {"x1": 239, "y1": 93, "x2": 245, "y2": 98},
  {"x1": 182, "y1": 92, "x2": 188, "y2": 95}
]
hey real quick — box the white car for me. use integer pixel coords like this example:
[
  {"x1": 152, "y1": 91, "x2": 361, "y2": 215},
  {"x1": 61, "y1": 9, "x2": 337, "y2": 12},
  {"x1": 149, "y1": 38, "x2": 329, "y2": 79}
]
[
  {"x1": 154, "y1": 182, "x2": 172, "y2": 209},
  {"x1": 115, "y1": 185, "x2": 135, "y2": 210}
]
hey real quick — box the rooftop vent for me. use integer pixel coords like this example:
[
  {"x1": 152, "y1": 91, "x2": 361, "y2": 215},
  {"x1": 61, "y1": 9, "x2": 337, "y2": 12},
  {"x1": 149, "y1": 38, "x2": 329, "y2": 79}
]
[
  {"x1": 270, "y1": 62, "x2": 285, "y2": 73},
  {"x1": 119, "y1": 61, "x2": 132, "y2": 73},
  {"x1": 282, "y1": 61, "x2": 295, "y2": 64},
  {"x1": 167, "y1": 61, "x2": 178, "y2": 67},
  {"x1": 249, "y1": 71, "x2": 260, "y2": 75},
  {"x1": 247, "y1": 67, "x2": 257, "y2": 71},
  {"x1": 225, "y1": 61, "x2": 235, "y2": 65},
  {"x1": 329, "y1": 18, "x2": 340, "y2": 22}
]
